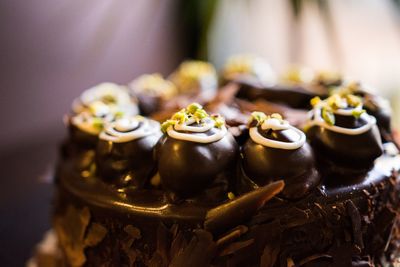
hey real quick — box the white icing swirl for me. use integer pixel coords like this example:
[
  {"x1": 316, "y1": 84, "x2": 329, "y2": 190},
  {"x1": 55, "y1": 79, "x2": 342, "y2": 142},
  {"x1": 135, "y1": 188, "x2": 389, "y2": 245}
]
[
  {"x1": 166, "y1": 118, "x2": 227, "y2": 143},
  {"x1": 72, "y1": 83, "x2": 138, "y2": 116},
  {"x1": 305, "y1": 105, "x2": 376, "y2": 135},
  {"x1": 249, "y1": 118, "x2": 306, "y2": 150},
  {"x1": 70, "y1": 111, "x2": 114, "y2": 135},
  {"x1": 100, "y1": 116, "x2": 160, "y2": 143}
]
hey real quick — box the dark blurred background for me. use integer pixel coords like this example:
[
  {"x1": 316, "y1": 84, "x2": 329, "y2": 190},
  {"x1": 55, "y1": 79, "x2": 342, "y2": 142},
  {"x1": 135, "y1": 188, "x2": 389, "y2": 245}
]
[{"x1": 1, "y1": 0, "x2": 400, "y2": 266}]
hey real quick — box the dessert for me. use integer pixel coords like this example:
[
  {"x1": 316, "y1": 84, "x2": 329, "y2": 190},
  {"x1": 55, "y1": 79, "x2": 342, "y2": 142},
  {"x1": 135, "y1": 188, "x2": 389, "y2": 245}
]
[{"x1": 51, "y1": 58, "x2": 400, "y2": 267}]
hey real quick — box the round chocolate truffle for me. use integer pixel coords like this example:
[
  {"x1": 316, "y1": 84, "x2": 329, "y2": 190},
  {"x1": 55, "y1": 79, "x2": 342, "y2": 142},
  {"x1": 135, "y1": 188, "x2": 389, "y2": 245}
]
[
  {"x1": 129, "y1": 73, "x2": 177, "y2": 116},
  {"x1": 241, "y1": 112, "x2": 320, "y2": 199},
  {"x1": 305, "y1": 93, "x2": 383, "y2": 169},
  {"x1": 157, "y1": 103, "x2": 238, "y2": 198},
  {"x1": 222, "y1": 54, "x2": 276, "y2": 86},
  {"x1": 68, "y1": 83, "x2": 138, "y2": 148},
  {"x1": 96, "y1": 115, "x2": 161, "y2": 187},
  {"x1": 169, "y1": 61, "x2": 218, "y2": 98}
]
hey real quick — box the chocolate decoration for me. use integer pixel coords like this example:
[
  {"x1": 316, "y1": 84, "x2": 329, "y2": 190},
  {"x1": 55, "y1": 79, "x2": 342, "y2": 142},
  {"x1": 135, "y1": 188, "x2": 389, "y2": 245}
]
[
  {"x1": 53, "y1": 149, "x2": 400, "y2": 266},
  {"x1": 204, "y1": 180, "x2": 284, "y2": 234},
  {"x1": 51, "y1": 64, "x2": 400, "y2": 266},
  {"x1": 157, "y1": 132, "x2": 238, "y2": 198},
  {"x1": 235, "y1": 80, "x2": 325, "y2": 109},
  {"x1": 96, "y1": 130, "x2": 162, "y2": 187},
  {"x1": 69, "y1": 123, "x2": 99, "y2": 149},
  {"x1": 241, "y1": 112, "x2": 320, "y2": 199},
  {"x1": 308, "y1": 113, "x2": 383, "y2": 168},
  {"x1": 242, "y1": 138, "x2": 319, "y2": 199}
]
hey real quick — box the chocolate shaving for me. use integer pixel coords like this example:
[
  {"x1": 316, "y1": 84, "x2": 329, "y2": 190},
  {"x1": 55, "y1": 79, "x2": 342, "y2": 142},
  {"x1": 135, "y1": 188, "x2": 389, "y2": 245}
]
[
  {"x1": 216, "y1": 225, "x2": 248, "y2": 247},
  {"x1": 346, "y1": 200, "x2": 364, "y2": 250},
  {"x1": 219, "y1": 239, "x2": 254, "y2": 256},
  {"x1": 260, "y1": 245, "x2": 280, "y2": 267},
  {"x1": 169, "y1": 230, "x2": 217, "y2": 267},
  {"x1": 297, "y1": 253, "x2": 333, "y2": 266},
  {"x1": 204, "y1": 180, "x2": 284, "y2": 233}
]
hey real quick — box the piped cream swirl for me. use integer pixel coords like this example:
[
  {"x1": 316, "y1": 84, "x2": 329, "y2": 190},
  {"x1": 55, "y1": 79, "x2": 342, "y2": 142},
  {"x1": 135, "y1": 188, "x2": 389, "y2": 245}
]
[
  {"x1": 249, "y1": 117, "x2": 306, "y2": 150},
  {"x1": 72, "y1": 82, "x2": 138, "y2": 116},
  {"x1": 70, "y1": 111, "x2": 114, "y2": 135},
  {"x1": 305, "y1": 103, "x2": 376, "y2": 135},
  {"x1": 100, "y1": 116, "x2": 160, "y2": 143},
  {"x1": 162, "y1": 103, "x2": 228, "y2": 144},
  {"x1": 166, "y1": 118, "x2": 227, "y2": 144}
]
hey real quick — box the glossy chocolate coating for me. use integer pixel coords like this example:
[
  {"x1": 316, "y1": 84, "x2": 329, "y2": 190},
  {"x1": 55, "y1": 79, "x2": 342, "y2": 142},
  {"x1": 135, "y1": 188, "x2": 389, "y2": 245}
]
[
  {"x1": 157, "y1": 131, "x2": 239, "y2": 198},
  {"x1": 241, "y1": 128, "x2": 319, "y2": 199},
  {"x1": 69, "y1": 123, "x2": 99, "y2": 149},
  {"x1": 96, "y1": 129, "x2": 162, "y2": 187},
  {"x1": 363, "y1": 94, "x2": 392, "y2": 135},
  {"x1": 235, "y1": 80, "x2": 326, "y2": 109},
  {"x1": 136, "y1": 94, "x2": 161, "y2": 116},
  {"x1": 309, "y1": 114, "x2": 383, "y2": 167}
]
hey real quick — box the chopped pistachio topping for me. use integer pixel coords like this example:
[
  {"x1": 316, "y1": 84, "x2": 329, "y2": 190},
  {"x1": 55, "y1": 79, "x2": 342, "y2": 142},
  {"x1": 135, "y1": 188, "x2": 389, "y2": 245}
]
[
  {"x1": 114, "y1": 111, "x2": 125, "y2": 119},
  {"x1": 92, "y1": 118, "x2": 104, "y2": 130},
  {"x1": 249, "y1": 111, "x2": 285, "y2": 126},
  {"x1": 270, "y1": 113, "x2": 283, "y2": 120},
  {"x1": 161, "y1": 119, "x2": 177, "y2": 133},
  {"x1": 130, "y1": 73, "x2": 177, "y2": 99},
  {"x1": 352, "y1": 109, "x2": 366, "y2": 119},
  {"x1": 321, "y1": 107, "x2": 335, "y2": 126},
  {"x1": 250, "y1": 111, "x2": 267, "y2": 126},
  {"x1": 170, "y1": 61, "x2": 217, "y2": 93},
  {"x1": 346, "y1": 94, "x2": 362, "y2": 107},
  {"x1": 171, "y1": 109, "x2": 188, "y2": 124},
  {"x1": 330, "y1": 81, "x2": 361, "y2": 97},
  {"x1": 310, "y1": 96, "x2": 322, "y2": 107},
  {"x1": 101, "y1": 94, "x2": 116, "y2": 104},
  {"x1": 311, "y1": 91, "x2": 366, "y2": 124},
  {"x1": 211, "y1": 114, "x2": 225, "y2": 128},
  {"x1": 187, "y1": 102, "x2": 202, "y2": 114},
  {"x1": 227, "y1": 192, "x2": 235, "y2": 200},
  {"x1": 161, "y1": 103, "x2": 225, "y2": 133}
]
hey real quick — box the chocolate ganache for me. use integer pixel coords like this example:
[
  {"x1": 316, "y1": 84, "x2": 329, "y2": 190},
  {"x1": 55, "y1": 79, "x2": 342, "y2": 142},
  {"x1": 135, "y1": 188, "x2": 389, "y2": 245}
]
[{"x1": 50, "y1": 57, "x2": 400, "y2": 267}]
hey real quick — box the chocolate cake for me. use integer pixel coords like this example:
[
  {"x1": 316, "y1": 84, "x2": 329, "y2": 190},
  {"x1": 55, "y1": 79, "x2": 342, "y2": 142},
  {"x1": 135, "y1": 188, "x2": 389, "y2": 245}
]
[{"x1": 52, "y1": 57, "x2": 400, "y2": 267}]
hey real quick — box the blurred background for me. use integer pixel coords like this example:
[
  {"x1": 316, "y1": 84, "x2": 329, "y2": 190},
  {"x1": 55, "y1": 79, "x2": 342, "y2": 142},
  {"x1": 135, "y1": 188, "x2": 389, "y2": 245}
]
[{"x1": 1, "y1": 0, "x2": 400, "y2": 266}]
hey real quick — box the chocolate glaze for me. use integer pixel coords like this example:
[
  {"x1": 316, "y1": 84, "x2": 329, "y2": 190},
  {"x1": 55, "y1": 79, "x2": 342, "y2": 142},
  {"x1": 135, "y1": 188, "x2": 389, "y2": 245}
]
[
  {"x1": 157, "y1": 132, "x2": 238, "y2": 199},
  {"x1": 54, "y1": 149, "x2": 400, "y2": 267},
  {"x1": 68, "y1": 123, "x2": 99, "y2": 149}
]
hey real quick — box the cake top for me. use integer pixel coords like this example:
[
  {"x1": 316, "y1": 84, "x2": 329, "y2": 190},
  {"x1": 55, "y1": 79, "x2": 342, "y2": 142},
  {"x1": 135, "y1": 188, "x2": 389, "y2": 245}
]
[{"x1": 60, "y1": 55, "x2": 397, "y2": 206}]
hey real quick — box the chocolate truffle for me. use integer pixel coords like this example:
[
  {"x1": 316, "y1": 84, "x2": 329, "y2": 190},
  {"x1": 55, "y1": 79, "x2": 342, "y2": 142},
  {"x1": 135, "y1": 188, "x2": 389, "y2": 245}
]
[
  {"x1": 96, "y1": 115, "x2": 161, "y2": 187},
  {"x1": 129, "y1": 73, "x2": 177, "y2": 116},
  {"x1": 221, "y1": 54, "x2": 276, "y2": 86},
  {"x1": 169, "y1": 61, "x2": 218, "y2": 98},
  {"x1": 241, "y1": 112, "x2": 320, "y2": 199},
  {"x1": 157, "y1": 103, "x2": 238, "y2": 198},
  {"x1": 305, "y1": 93, "x2": 383, "y2": 170}
]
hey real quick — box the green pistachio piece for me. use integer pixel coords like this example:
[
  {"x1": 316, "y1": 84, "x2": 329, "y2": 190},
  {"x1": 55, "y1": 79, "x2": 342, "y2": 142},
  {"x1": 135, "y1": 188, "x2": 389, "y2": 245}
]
[
  {"x1": 161, "y1": 120, "x2": 176, "y2": 133},
  {"x1": 352, "y1": 109, "x2": 366, "y2": 119},
  {"x1": 187, "y1": 103, "x2": 203, "y2": 114},
  {"x1": 321, "y1": 107, "x2": 335, "y2": 126},
  {"x1": 310, "y1": 96, "x2": 321, "y2": 107},
  {"x1": 250, "y1": 111, "x2": 267, "y2": 125}
]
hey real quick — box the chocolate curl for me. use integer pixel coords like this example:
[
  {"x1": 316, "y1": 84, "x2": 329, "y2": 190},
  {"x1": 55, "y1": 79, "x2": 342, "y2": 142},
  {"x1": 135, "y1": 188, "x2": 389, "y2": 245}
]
[{"x1": 204, "y1": 180, "x2": 285, "y2": 234}]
